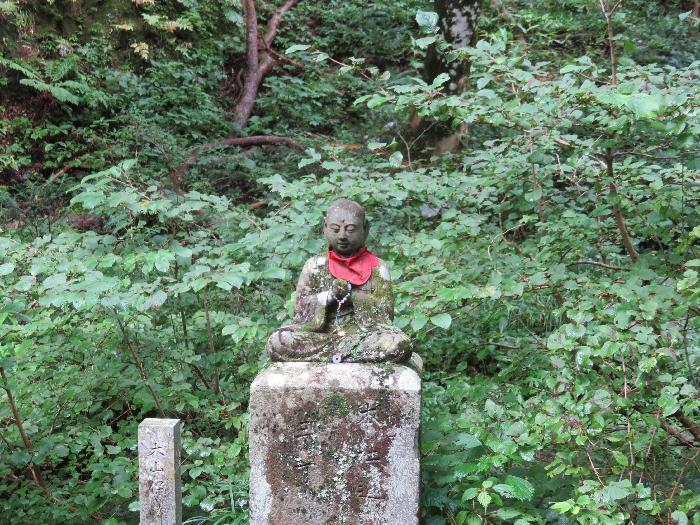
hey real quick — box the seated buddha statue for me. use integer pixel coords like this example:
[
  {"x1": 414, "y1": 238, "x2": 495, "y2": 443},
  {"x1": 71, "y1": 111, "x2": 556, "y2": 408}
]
[{"x1": 267, "y1": 199, "x2": 411, "y2": 364}]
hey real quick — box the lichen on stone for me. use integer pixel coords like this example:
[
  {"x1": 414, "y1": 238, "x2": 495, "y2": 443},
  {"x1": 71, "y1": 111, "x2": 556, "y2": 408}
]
[{"x1": 321, "y1": 392, "x2": 353, "y2": 418}]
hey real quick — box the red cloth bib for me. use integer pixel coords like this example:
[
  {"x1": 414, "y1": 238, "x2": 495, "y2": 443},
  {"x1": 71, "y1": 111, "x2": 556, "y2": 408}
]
[{"x1": 328, "y1": 247, "x2": 380, "y2": 286}]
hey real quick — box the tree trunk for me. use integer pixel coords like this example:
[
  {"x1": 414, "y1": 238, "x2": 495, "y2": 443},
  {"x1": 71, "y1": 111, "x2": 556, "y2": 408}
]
[
  {"x1": 234, "y1": 0, "x2": 301, "y2": 128},
  {"x1": 425, "y1": 0, "x2": 482, "y2": 94},
  {"x1": 418, "y1": 0, "x2": 482, "y2": 153}
]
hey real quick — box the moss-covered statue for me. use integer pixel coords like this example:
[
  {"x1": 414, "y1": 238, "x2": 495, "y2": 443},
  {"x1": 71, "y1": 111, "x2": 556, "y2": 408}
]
[{"x1": 267, "y1": 199, "x2": 411, "y2": 364}]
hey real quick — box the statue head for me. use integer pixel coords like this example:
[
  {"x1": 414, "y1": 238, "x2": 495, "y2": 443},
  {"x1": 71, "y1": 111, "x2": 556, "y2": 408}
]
[{"x1": 323, "y1": 199, "x2": 370, "y2": 257}]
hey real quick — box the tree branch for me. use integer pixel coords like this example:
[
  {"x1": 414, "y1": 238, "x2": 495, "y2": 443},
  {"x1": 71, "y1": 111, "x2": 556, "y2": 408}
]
[
  {"x1": 260, "y1": 43, "x2": 304, "y2": 69},
  {"x1": 235, "y1": 0, "x2": 302, "y2": 128},
  {"x1": 202, "y1": 286, "x2": 225, "y2": 405},
  {"x1": 605, "y1": 149, "x2": 639, "y2": 263},
  {"x1": 236, "y1": 0, "x2": 261, "y2": 128},
  {"x1": 675, "y1": 412, "x2": 700, "y2": 442},
  {"x1": 599, "y1": 0, "x2": 621, "y2": 84},
  {"x1": 1, "y1": 366, "x2": 47, "y2": 489},
  {"x1": 171, "y1": 135, "x2": 303, "y2": 189},
  {"x1": 263, "y1": 0, "x2": 301, "y2": 47},
  {"x1": 0, "y1": 378, "x2": 105, "y2": 521},
  {"x1": 567, "y1": 259, "x2": 625, "y2": 270},
  {"x1": 114, "y1": 316, "x2": 165, "y2": 418},
  {"x1": 660, "y1": 415, "x2": 698, "y2": 448}
]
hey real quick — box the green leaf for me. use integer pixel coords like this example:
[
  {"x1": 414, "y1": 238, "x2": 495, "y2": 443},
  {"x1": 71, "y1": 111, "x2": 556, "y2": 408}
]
[
  {"x1": 494, "y1": 484, "x2": 514, "y2": 498},
  {"x1": 216, "y1": 272, "x2": 245, "y2": 290},
  {"x1": 154, "y1": 252, "x2": 174, "y2": 273},
  {"x1": 477, "y1": 490, "x2": 492, "y2": 509},
  {"x1": 551, "y1": 500, "x2": 574, "y2": 513},
  {"x1": 285, "y1": 44, "x2": 310, "y2": 54},
  {"x1": 0, "y1": 56, "x2": 39, "y2": 79},
  {"x1": 222, "y1": 324, "x2": 238, "y2": 336},
  {"x1": 612, "y1": 451, "x2": 629, "y2": 466},
  {"x1": 367, "y1": 93, "x2": 390, "y2": 109},
  {"x1": 116, "y1": 486, "x2": 132, "y2": 498},
  {"x1": 462, "y1": 488, "x2": 478, "y2": 501},
  {"x1": 595, "y1": 480, "x2": 633, "y2": 504},
  {"x1": 430, "y1": 313, "x2": 452, "y2": 329},
  {"x1": 43, "y1": 273, "x2": 67, "y2": 289},
  {"x1": 626, "y1": 94, "x2": 662, "y2": 118},
  {"x1": 298, "y1": 148, "x2": 321, "y2": 168},
  {"x1": 455, "y1": 433, "x2": 481, "y2": 448},
  {"x1": 389, "y1": 151, "x2": 403, "y2": 167},
  {"x1": 71, "y1": 190, "x2": 105, "y2": 210},
  {"x1": 687, "y1": 158, "x2": 700, "y2": 171},
  {"x1": 524, "y1": 188, "x2": 542, "y2": 202},
  {"x1": 0, "y1": 263, "x2": 14, "y2": 276},
  {"x1": 560, "y1": 64, "x2": 582, "y2": 74},
  {"x1": 415, "y1": 36, "x2": 436, "y2": 49},
  {"x1": 658, "y1": 394, "x2": 680, "y2": 417},
  {"x1": 485, "y1": 398, "x2": 504, "y2": 417},
  {"x1": 504, "y1": 475, "x2": 535, "y2": 501},
  {"x1": 495, "y1": 508, "x2": 521, "y2": 520},
  {"x1": 54, "y1": 444, "x2": 70, "y2": 457},
  {"x1": 262, "y1": 267, "x2": 287, "y2": 280},
  {"x1": 411, "y1": 314, "x2": 428, "y2": 331},
  {"x1": 430, "y1": 73, "x2": 450, "y2": 88},
  {"x1": 147, "y1": 290, "x2": 168, "y2": 309},
  {"x1": 415, "y1": 10, "x2": 438, "y2": 28}
]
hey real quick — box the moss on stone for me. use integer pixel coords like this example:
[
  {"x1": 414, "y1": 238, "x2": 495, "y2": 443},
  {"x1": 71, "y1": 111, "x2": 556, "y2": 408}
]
[{"x1": 321, "y1": 392, "x2": 352, "y2": 418}]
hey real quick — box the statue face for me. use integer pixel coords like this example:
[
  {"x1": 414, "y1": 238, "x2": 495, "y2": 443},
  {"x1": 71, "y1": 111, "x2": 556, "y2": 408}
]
[{"x1": 323, "y1": 206, "x2": 367, "y2": 257}]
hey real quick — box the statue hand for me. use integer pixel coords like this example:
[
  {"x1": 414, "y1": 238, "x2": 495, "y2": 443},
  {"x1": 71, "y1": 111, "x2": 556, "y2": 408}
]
[{"x1": 331, "y1": 278, "x2": 351, "y2": 300}]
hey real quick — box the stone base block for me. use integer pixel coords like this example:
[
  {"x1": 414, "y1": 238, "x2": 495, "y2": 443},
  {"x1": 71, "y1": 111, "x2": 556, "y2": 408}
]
[{"x1": 249, "y1": 363, "x2": 421, "y2": 525}]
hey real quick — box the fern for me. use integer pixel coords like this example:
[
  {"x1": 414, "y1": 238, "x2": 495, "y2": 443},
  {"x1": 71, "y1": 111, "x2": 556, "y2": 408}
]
[
  {"x1": 0, "y1": 1, "x2": 17, "y2": 15},
  {"x1": 142, "y1": 13, "x2": 165, "y2": 28},
  {"x1": 61, "y1": 79, "x2": 107, "y2": 108},
  {"x1": 1, "y1": 56, "x2": 85, "y2": 106},
  {"x1": 0, "y1": 56, "x2": 39, "y2": 80},
  {"x1": 45, "y1": 55, "x2": 80, "y2": 82},
  {"x1": 19, "y1": 78, "x2": 80, "y2": 105}
]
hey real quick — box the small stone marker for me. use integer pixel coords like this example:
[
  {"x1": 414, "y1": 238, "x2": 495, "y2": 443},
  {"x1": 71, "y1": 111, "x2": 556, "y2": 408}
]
[
  {"x1": 138, "y1": 418, "x2": 182, "y2": 525},
  {"x1": 249, "y1": 362, "x2": 421, "y2": 525}
]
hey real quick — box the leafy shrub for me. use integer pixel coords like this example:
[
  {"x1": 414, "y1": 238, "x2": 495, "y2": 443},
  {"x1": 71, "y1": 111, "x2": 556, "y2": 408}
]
[{"x1": 1, "y1": 1, "x2": 699, "y2": 524}]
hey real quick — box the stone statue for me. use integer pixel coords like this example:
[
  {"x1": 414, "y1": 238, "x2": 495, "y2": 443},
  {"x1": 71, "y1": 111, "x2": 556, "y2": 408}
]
[{"x1": 267, "y1": 199, "x2": 411, "y2": 363}]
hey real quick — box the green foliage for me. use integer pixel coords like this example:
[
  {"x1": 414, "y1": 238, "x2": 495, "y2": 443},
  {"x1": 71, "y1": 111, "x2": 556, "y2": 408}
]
[{"x1": 1, "y1": 0, "x2": 699, "y2": 524}]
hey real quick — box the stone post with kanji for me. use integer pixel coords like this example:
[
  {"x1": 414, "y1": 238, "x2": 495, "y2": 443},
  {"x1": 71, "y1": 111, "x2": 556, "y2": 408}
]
[{"x1": 138, "y1": 418, "x2": 182, "y2": 525}]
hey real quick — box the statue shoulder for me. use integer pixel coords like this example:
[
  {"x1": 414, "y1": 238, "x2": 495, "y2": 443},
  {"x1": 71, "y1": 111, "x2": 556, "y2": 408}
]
[
  {"x1": 374, "y1": 258, "x2": 391, "y2": 282},
  {"x1": 301, "y1": 253, "x2": 328, "y2": 274}
]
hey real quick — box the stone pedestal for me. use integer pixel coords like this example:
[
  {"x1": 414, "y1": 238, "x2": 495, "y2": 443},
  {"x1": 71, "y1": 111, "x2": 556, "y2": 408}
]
[{"x1": 249, "y1": 363, "x2": 421, "y2": 525}]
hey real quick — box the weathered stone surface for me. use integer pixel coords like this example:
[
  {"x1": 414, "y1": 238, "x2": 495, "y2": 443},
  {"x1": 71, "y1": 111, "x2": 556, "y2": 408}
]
[
  {"x1": 249, "y1": 363, "x2": 421, "y2": 525},
  {"x1": 139, "y1": 418, "x2": 182, "y2": 525}
]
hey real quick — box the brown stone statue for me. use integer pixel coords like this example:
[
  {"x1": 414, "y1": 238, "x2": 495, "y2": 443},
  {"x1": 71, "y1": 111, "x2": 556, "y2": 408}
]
[{"x1": 267, "y1": 199, "x2": 411, "y2": 363}]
